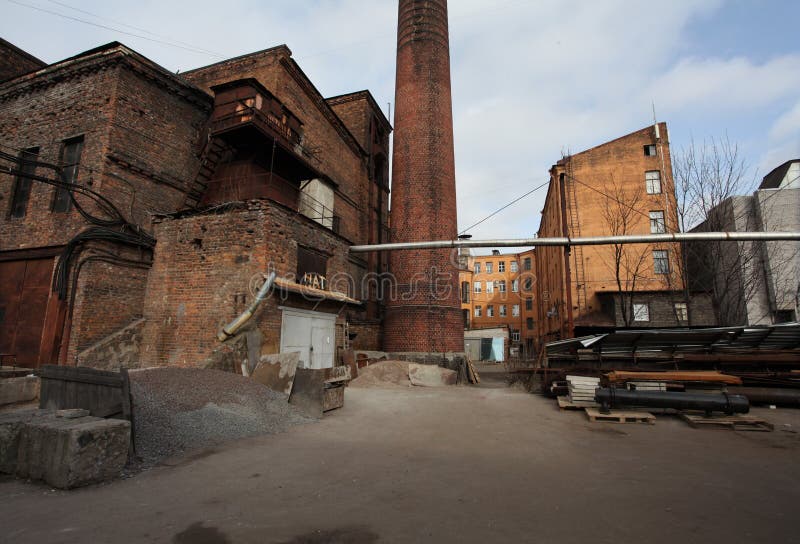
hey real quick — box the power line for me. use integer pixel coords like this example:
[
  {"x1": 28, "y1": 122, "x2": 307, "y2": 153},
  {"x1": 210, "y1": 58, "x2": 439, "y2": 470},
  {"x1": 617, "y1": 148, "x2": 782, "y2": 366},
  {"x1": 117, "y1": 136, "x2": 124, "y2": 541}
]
[
  {"x1": 8, "y1": 0, "x2": 226, "y2": 58},
  {"x1": 459, "y1": 180, "x2": 550, "y2": 235}
]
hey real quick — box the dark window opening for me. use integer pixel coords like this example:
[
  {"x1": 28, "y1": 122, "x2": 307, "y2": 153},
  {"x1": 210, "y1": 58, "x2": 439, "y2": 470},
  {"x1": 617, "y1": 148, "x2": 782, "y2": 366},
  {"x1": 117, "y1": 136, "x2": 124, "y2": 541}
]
[
  {"x1": 644, "y1": 144, "x2": 657, "y2": 156},
  {"x1": 526, "y1": 317, "x2": 534, "y2": 330},
  {"x1": 10, "y1": 147, "x2": 39, "y2": 218},
  {"x1": 525, "y1": 297, "x2": 533, "y2": 311},
  {"x1": 53, "y1": 136, "x2": 84, "y2": 212},
  {"x1": 461, "y1": 281, "x2": 470, "y2": 303},
  {"x1": 297, "y1": 246, "x2": 328, "y2": 286},
  {"x1": 523, "y1": 257, "x2": 532, "y2": 271}
]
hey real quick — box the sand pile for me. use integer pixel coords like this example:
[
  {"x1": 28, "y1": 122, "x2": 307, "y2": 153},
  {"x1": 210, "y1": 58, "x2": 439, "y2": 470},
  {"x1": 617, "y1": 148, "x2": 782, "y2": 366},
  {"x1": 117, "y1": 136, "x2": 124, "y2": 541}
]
[{"x1": 349, "y1": 360, "x2": 412, "y2": 388}]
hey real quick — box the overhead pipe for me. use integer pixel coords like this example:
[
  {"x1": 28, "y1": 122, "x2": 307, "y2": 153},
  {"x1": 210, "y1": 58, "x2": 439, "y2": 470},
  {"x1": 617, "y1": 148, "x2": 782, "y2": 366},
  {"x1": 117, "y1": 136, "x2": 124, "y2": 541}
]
[
  {"x1": 349, "y1": 231, "x2": 800, "y2": 252},
  {"x1": 594, "y1": 387, "x2": 750, "y2": 416},
  {"x1": 217, "y1": 271, "x2": 277, "y2": 342}
]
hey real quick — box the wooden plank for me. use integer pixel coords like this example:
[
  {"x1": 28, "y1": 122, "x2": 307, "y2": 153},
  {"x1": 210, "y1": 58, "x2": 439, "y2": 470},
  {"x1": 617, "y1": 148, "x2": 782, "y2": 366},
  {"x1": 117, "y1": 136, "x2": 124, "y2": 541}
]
[
  {"x1": 557, "y1": 396, "x2": 598, "y2": 410},
  {"x1": 678, "y1": 412, "x2": 774, "y2": 432},
  {"x1": 585, "y1": 407, "x2": 655, "y2": 424}
]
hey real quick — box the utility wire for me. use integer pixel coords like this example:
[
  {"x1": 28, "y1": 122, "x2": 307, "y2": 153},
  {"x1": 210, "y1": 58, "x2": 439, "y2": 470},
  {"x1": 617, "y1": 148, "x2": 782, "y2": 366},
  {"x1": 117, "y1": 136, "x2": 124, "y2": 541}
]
[
  {"x1": 459, "y1": 179, "x2": 550, "y2": 235},
  {"x1": 8, "y1": 0, "x2": 226, "y2": 58}
]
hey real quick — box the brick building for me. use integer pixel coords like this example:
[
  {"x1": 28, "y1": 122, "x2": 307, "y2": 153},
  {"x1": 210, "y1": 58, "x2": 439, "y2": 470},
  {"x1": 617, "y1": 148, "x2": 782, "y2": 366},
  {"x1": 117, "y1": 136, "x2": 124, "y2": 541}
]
[
  {"x1": 534, "y1": 123, "x2": 715, "y2": 348},
  {"x1": 458, "y1": 248, "x2": 537, "y2": 358},
  {"x1": 0, "y1": 37, "x2": 46, "y2": 83},
  {"x1": 0, "y1": 40, "x2": 390, "y2": 370}
]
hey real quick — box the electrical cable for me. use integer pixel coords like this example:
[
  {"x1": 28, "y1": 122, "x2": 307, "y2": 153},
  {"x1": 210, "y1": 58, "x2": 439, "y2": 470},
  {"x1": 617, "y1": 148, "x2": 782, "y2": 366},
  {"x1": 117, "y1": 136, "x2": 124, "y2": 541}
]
[{"x1": 459, "y1": 179, "x2": 550, "y2": 235}]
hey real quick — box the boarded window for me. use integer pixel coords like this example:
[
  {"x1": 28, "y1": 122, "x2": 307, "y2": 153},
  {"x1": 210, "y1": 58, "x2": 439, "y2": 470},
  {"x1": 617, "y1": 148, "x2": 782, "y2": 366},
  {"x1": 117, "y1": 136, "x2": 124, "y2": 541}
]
[
  {"x1": 53, "y1": 136, "x2": 84, "y2": 212},
  {"x1": 10, "y1": 147, "x2": 39, "y2": 218}
]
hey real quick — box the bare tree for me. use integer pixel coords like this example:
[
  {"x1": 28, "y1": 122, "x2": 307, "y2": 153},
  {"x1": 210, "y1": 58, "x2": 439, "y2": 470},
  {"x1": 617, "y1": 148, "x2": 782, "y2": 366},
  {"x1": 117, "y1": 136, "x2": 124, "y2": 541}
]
[{"x1": 600, "y1": 177, "x2": 652, "y2": 326}]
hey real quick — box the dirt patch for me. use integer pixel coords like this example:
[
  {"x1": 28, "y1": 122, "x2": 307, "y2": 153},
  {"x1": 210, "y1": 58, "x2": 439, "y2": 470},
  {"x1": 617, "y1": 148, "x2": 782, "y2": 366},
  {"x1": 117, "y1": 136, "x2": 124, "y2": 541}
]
[{"x1": 348, "y1": 360, "x2": 411, "y2": 388}]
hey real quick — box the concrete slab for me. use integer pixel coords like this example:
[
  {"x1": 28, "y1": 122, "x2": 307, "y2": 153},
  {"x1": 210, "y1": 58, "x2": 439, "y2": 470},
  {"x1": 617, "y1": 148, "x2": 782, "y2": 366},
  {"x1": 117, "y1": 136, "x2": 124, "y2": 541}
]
[
  {"x1": 17, "y1": 416, "x2": 130, "y2": 489},
  {"x1": 0, "y1": 409, "x2": 50, "y2": 474},
  {"x1": 0, "y1": 376, "x2": 40, "y2": 406},
  {"x1": 251, "y1": 352, "x2": 299, "y2": 395},
  {"x1": 408, "y1": 364, "x2": 457, "y2": 387}
]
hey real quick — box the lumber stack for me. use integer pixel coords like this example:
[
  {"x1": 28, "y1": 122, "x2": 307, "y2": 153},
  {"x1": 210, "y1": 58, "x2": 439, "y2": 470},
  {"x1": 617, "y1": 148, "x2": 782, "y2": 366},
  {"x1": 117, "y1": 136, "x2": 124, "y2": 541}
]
[{"x1": 567, "y1": 375, "x2": 600, "y2": 404}]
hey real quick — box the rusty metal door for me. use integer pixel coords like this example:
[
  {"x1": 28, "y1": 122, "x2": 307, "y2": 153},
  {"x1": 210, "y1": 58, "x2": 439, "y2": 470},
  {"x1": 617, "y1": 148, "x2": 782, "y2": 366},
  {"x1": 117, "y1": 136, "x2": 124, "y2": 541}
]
[{"x1": 0, "y1": 258, "x2": 54, "y2": 367}]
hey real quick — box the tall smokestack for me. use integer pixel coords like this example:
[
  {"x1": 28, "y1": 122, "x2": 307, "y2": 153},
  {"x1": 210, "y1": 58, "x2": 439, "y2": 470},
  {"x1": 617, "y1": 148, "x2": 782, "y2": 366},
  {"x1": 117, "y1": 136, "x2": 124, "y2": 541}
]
[{"x1": 384, "y1": 0, "x2": 462, "y2": 354}]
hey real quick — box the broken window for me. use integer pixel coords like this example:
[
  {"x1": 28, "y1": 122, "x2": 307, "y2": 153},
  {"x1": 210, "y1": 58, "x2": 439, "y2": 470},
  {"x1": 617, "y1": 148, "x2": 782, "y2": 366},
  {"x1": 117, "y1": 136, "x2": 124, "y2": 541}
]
[
  {"x1": 674, "y1": 302, "x2": 688, "y2": 322},
  {"x1": 9, "y1": 147, "x2": 39, "y2": 218},
  {"x1": 644, "y1": 144, "x2": 657, "y2": 156},
  {"x1": 633, "y1": 303, "x2": 650, "y2": 322},
  {"x1": 53, "y1": 136, "x2": 83, "y2": 213},
  {"x1": 645, "y1": 170, "x2": 661, "y2": 195}
]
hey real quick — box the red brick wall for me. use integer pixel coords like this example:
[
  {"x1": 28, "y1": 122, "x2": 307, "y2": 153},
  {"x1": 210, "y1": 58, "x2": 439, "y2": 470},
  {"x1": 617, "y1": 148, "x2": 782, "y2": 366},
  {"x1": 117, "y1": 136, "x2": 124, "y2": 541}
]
[
  {"x1": 139, "y1": 200, "x2": 369, "y2": 366},
  {"x1": 0, "y1": 39, "x2": 45, "y2": 83},
  {"x1": 384, "y1": 0, "x2": 462, "y2": 353}
]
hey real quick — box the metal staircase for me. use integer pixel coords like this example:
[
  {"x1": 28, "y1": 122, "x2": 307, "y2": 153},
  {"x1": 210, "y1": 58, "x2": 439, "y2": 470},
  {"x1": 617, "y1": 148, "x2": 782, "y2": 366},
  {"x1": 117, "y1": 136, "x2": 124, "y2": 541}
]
[
  {"x1": 565, "y1": 167, "x2": 588, "y2": 313},
  {"x1": 183, "y1": 136, "x2": 235, "y2": 209}
]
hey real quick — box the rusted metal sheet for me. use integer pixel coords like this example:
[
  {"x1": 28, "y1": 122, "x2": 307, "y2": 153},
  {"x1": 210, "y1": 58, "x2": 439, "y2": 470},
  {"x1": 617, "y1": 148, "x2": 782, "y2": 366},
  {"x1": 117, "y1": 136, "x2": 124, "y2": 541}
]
[
  {"x1": 288, "y1": 367, "x2": 325, "y2": 418},
  {"x1": 251, "y1": 352, "x2": 299, "y2": 395},
  {"x1": 323, "y1": 385, "x2": 345, "y2": 412}
]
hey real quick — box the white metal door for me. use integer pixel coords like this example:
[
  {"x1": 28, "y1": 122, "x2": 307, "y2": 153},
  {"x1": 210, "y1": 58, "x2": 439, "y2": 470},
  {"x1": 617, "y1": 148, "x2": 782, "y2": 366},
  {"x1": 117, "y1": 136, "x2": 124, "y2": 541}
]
[{"x1": 280, "y1": 308, "x2": 336, "y2": 369}]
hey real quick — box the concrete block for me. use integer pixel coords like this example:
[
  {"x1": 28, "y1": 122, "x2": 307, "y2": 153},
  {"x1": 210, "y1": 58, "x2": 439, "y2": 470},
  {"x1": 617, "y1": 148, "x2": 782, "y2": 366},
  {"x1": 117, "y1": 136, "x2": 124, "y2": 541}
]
[
  {"x1": 0, "y1": 409, "x2": 50, "y2": 474},
  {"x1": 0, "y1": 376, "x2": 40, "y2": 406},
  {"x1": 408, "y1": 364, "x2": 457, "y2": 387},
  {"x1": 17, "y1": 416, "x2": 130, "y2": 489}
]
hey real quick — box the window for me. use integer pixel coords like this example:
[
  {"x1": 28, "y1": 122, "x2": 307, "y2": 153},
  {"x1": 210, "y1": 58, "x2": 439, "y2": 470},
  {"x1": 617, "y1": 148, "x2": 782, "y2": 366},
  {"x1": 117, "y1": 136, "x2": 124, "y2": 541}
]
[
  {"x1": 461, "y1": 282, "x2": 470, "y2": 304},
  {"x1": 525, "y1": 297, "x2": 533, "y2": 311},
  {"x1": 653, "y1": 250, "x2": 669, "y2": 274},
  {"x1": 649, "y1": 210, "x2": 665, "y2": 234},
  {"x1": 510, "y1": 261, "x2": 518, "y2": 273},
  {"x1": 474, "y1": 262, "x2": 481, "y2": 274},
  {"x1": 9, "y1": 147, "x2": 39, "y2": 218},
  {"x1": 498, "y1": 261, "x2": 505, "y2": 272},
  {"x1": 297, "y1": 246, "x2": 328, "y2": 286},
  {"x1": 463, "y1": 309, "x2": 470, "y2": 329},
  {"x1": 486, "y1": 281, "x2": 494, "y2": 294},
  {"x1": 674, "y1": 302, "x2": 688, "y2": 322},
  {"x1": 498, "y1": 280, "x2": 506, "y2": 293},
  {"x1": 474, "y1": 305, "x2": 482, "y2": 317},
  {"x1": 499, "y1": 305, "x2": 507, "y2": 317},
  {"x1": 485, "y1": 262, "x2": 493, "y2": 274},
  {"x1": 645, "y1": 170, "x2": 661, "y2": 195},
  {"x1": 523, "y1": 257, "x2": 532, "y2": 271},
  {"x1": 644, "y1": 144, "x2": 657, "y2": 156},
  {"x1": 512, "y1": 304, "x2": 520, "y2": 317},
  {"x1": 53, "y1": 136, "x2": 84, "y2": 212},
  {"x1": 511, "y1": 330, "x2": 520, "y2": 342},
  {"x1": 523, "y1": 277, "x2": 533, "y2": 291},
  {"x1": 474, "y1": 281, "x2": 482, "y2": 293},
  {"x1": 487, "y1": 305, "x2": 494, "y2": 317},
  {"x1": 512, "y1": 279, "x2": 519, "y2": 292},
  {"x1": 633, "y1": 303, "x2": 650, "y2": 322},
  {"x1": 526, "y1": 317, "x2": 534, "y2": 330}
]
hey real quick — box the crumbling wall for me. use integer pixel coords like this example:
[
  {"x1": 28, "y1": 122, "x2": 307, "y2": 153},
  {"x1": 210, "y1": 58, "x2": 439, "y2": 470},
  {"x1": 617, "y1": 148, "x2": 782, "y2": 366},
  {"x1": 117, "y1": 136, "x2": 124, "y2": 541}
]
[{"x1": 75, "y1": 318, "x2": 145, "y2": 370}]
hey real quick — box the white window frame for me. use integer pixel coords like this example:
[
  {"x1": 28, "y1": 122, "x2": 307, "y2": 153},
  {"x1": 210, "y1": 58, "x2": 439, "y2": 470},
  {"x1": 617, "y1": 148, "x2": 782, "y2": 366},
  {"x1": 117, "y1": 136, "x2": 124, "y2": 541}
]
[
  {"x1": 633, "y1": 303, "x2": 650, "y2": 322},
  {"x1": 487, "y1": 305, "x2": 494, "y2": 317},
  {"x1": 646, "y1": 170, "x2": 662, "y2": 194},
  {"x1": 512, "y1": 279, "x2": 519, "y2": 292},
  {"x1": 474, "y1": 262, "x2": 481, "y2": 274},
  {"x1": 511, "y1": 330, "x2": 520, "y2": 342},
  {"x1": 674, "y1": 302, "x2": 688, "y2": 322},
  {"x1": 485, "y1": 262, "x2": 493, "y2": 274},
  {"x1": 498, "y1": 280, "x2": 506, "y2": 293},
  {"x1": 512, "y1": 304, "x2": 520, "y2": 317},
  {"x1": 486, "y1": 281, "x2": 494, "y2": 294},
  {"x1": 474, "y1": 281, "x2": 482, "y2": 293},
  {"x1": 498, "y1": 261, "x2": 505, "y2": 272},
  {"x1": 474, "y1": 305, "x2": 482, "y2": 317},
  {"x1": 499, "y1": 304, "x2": 507, "y2": 317},
  {"x1": 653, "y1": 249, "x2": 669, "y2": 274},
  {"x1": 510, "y1": 261, "x2": 518, "y2": 273},
  {"x1": 649, "y1": 210, "x2": 665, "y2": 234}
]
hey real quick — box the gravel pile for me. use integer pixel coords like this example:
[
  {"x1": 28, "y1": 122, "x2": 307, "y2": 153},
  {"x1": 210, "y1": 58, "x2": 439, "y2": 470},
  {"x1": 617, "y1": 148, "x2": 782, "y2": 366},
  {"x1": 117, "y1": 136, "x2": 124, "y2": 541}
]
[
  {"x1": 129, "y1": 367, "x2": 312, "y2": 467},
  {"x1": 349, "y1": 360, "x2": 412, "y2": 388}
]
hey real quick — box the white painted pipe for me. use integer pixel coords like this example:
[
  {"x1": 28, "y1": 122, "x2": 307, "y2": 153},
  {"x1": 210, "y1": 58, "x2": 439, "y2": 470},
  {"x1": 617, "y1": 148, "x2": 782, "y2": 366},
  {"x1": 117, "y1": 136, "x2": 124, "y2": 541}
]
[
  {"x1": 348, "y1": 232, "x2": 800, "y2": 252},
  {"x1": 217, "y1": 271, "x2": 277, "y2": 342}
]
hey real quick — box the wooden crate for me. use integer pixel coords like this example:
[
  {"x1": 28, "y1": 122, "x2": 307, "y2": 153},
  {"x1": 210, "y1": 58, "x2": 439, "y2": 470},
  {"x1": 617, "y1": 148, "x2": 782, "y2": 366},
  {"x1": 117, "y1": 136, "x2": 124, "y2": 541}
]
[
  {"x1": 585, "y1": 407, "x2": 655, "y2": 424},
  {"x1": 678, "y1": 412, "x2": 774, "y2": 432}
]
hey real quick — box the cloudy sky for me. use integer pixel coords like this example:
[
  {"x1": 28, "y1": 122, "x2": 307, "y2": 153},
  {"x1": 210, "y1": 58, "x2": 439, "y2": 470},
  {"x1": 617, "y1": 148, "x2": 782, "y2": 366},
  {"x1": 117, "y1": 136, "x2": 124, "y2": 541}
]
[{"x1": 3, "y1": 0, "x2": 799, "y2": 251}]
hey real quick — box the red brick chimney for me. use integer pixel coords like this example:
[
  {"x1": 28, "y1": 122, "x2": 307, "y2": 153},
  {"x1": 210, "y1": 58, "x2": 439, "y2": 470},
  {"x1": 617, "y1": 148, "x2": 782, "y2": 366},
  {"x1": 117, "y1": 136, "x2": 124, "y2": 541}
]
[{"x1": 384, "y1": 0, "x2": 463, "y2": 354}]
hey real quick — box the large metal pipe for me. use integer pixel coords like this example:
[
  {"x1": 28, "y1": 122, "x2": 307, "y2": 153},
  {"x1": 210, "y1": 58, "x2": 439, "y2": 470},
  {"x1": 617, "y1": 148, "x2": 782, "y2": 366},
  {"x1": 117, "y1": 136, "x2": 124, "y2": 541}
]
[
  {"x1": 594, "y1": 387, "x2": 749, "y2": 415},
  {"x1": 349, "y1": 231, "x2": 800, "y2": 252},
  {"x1": 217, "y1": 271, "x2": 277, "y2": 342},
  {"x1": 727, "y1": 387, "x2": 800, "y2": 408}
]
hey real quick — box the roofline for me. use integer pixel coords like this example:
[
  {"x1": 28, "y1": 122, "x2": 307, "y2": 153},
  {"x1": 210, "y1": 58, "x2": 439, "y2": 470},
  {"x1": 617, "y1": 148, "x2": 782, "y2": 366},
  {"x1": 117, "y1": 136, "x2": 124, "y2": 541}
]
[
  {"x1": 556, "y1": 122, "x2": 667, "y2": 165},
  {"x1": 0, "y1": 37, "x2": 46, "y2": 67},
  {"x1": 181, "y1": 44, "x2": 291, "y2": 75},
  {"x1": 326, "y1": 90, "x2": 392, "y2": 131}
]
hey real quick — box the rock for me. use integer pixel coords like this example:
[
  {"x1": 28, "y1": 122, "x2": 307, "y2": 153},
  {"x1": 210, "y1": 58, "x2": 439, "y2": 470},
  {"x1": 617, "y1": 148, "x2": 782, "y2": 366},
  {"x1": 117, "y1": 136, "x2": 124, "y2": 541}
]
[
  {"x1": 0, "y1": 376, "x2": 40, "y2": 406},
  {"x1": 0, "y1": 409, "x2": 50, "y2": 474},
  {"x1": 17, "y1": 416, "x2": 130, "y2": 489},
  {"x1": 408, "y1": 364, "x2": 457, "y2": 387}
]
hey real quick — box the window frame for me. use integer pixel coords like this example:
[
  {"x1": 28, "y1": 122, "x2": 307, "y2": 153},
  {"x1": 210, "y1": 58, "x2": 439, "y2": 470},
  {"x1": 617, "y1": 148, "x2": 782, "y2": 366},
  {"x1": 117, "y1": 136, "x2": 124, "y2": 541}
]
[
  {"x1": 523, "y1": 257, "x2": 532, "y2": 271},
  {"x1": 498, "y1": 280, "x2": 506, "y2": 293},
  {"x1": 499, "y1": 304, "x2": 507, "y2": 317},
  {"x1": 53, "y1": 135, "x2": 84, "y2": 213},
  {"x1": 9, "y1": 146, "x2": 39, "y2": 218},
  {"x1": 633, "y1": 303, "x2": 650, "y2": 322},
  {"x1": 474, "y1": 262, "x2": 481, "y2": 274},
  {"x1": 474, "y1": 305, "x2": 482, "y2": 317},
  {"x1": 645, "y1": 170, "x2": 662, "y2": 195},
  {"x1": 512, "y1": 304, "x2": 520, "y2": 317},
  {"x1": 674, "y1": 302, "x2": 688, "y2": 322},
  {"x1": 653, "y1": 249, "x2": 669, "y2": 274},
  {"x1": 485, "y1": 262, "x2": 493, "y2": 274},
  {"x1": 525, "y1": 297, "x2": 533, "y2": 311},
  {"x1": 474, "y1": 281, "x2": 482, "y2": 293},
  {"x1": 644, "y1": 144, "x2": 657, "y2": 156},
  {"x1": 486, "y1": 281, "x2": 494, "y2": 294},
  {"x1": 498, "y1": 261, "x2": 505, "y2": 272},
  {"x1": 510, "y1": 261, "x2": 518, "y2": 273},
  {"x1": 649, "y1": 210, "x2": 666, "y2": 234},
  {"x1": 487, "y1": 305, "x2": 494, "y2": 317}
]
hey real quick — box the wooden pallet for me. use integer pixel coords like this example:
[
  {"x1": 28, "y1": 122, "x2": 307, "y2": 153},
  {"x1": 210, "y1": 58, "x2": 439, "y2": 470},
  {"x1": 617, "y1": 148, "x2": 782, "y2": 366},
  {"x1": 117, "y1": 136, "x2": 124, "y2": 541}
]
[
  {"x1": 585, "y1": 407, "x2": 655, "y2": 424},
  {"x1": 678, "y1": 412, "x2": 774, "y2": 432},
  {"x1": 557, "y1": 396, "x2": 598, "y2": 410}
]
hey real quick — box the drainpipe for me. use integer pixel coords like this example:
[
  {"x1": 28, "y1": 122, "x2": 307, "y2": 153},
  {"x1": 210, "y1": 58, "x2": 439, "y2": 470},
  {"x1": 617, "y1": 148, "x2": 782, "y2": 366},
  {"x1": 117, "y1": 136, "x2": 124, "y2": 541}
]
[{"x1": 217, "y1": 271, "x2": 277, "y2": 342}]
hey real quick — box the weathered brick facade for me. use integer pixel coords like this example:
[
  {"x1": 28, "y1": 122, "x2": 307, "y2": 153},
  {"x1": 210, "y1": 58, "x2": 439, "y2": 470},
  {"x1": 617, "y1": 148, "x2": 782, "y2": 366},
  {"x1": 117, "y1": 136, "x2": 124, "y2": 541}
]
[
  {"x1": 384, "y1": 0, "x2": 463, "y2": 354},
  {"x1": 0, "y1": 38, "x2": 46, "y2": 83},
  {"x1": 1, "y1": 39, "x2": 389, "y2": 368}
]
